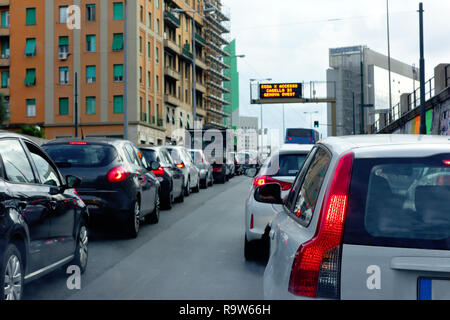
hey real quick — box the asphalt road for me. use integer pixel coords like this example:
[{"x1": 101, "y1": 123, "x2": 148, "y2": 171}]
[{"x1": 23, "y1": 176, "x2": 267, "y2": 300}]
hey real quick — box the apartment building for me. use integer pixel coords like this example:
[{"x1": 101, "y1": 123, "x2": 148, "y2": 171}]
[
  {"x1": 6, "y1": 0, "x2": 231, "y2": 143},
  {"x1": 0, "y1": 1, "x2": 9, "y2": 112}
]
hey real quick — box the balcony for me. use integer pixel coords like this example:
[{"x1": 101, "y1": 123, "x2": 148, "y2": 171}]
[
  {"x1": 164, "y1": 66, "x2": 181, "y2": 81},
  {"x1": 196, "y1": 82, "x2": 206, "y2": 94},
  {"x1": 195, "y1": 58, "x2": 207, "y2": 70},
  {"x1": 207, "y1": 81, "x2": 231, "y2": 94},
  {"x1": 195, "y1": 33, "x2": 207, "y2": 47},
  {"x1": 164, "y1": 10, "x2": 180, "y2": 28},
  {"x1": 208, "y1": 94, "x2": 231, "y2": 106},
  {"x1": 0, "y1": 0, "x2": 9, "y2": 7},
  {"x1": 163, "y1": 39, "x2": 181, "y2": 55},
  {"x1": 164, "y1": 93, "x2": 180, "y2": 107},
  {"x1": 0, "y1": 87, "x2": 9, "y2": 96},
  {"x1": 181, "y1": 44, "x2": 193, "y2": 61},
  {"x1": 207, "y1": 107, "x2": 230, "y2": 118},
  {"x1": 208, "y1": 67, "x2": 231, "y2": 82},
  {"x1": 208, "y1": 55, "x2": 231, "y2": 70},
  {"x1": 0, "y1": 58, "x2": 9, "y2": 67}
]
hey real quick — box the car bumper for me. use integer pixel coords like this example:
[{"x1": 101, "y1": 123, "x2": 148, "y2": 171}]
[
  {"x1": 245, "y1": 190, "x2": 278, "y2": 242},
  {"x1": 76, "y1": 189, "x2": 134, "y2": 220}
]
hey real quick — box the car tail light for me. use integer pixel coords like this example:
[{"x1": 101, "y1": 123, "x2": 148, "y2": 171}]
[
  {"x1": 288, "y1": 152, "x2": 354, "y2": 299},
  {"x1": 177, "y1": 163, "x2": 185, "y2": 169},
  {"x1": 107, "y1": 166, "x2": 130, "y2": 183},
  {"x1": 252, "y1": 175, "x2": 292, "y2": 191},
  {"x1": 250, "y1": 214, "x2": 254, "y2": 229},
  {"x1": 444, "y1": 160, "x2": 450, "y2": 166},
  {"x1": 68, "y1": 141, "x2": 88, "y2": 145},
  {"x1": 234, "y1": 160, "x2": 238, "y2": 165},
  {"x1": 152, "y1": 166, "x2": 165, "y2": 176},
  {"x1": 213, "y1": 167, "x2": 222, "y2": 172}
]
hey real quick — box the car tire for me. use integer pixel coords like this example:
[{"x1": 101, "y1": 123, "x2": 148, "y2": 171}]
[
  {"x1": 244, "y1": 235, "x2": 256, "y2": 261},
  {"x1": 0, "y1": 243, "x2": 24, "y2": 300},
  {"x1": 72, "y1": 220, "x2": 88, "y2": 274},
  {"x1": 162, "y1": 191, "x2": 173, "y2": 210},
  {"x1": 192, "y1": 176, "x2": 200, "y2": 193},
  {"x1": 147, "y1": 191, "x2": 160, "y2": 224},
  {"x1": 184, "y1": 178, "x2": 191, "y2": 197},
  {"x1": 125, "y1": 201, "x2": 140, "y2": 238},
  {"x1": 208, "y1": 173, "x2": 214, "y2": 187},
  {"x1": 201, "y1": 178, "x2": 207, "y2": 189}
]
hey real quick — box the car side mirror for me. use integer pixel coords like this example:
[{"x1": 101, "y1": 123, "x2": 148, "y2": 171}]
[
  {"x1": 149, "y1": 161, "x2": 160, "y2": 171},
  {"x1": 244, "y1": 168, "x2": 258, "y2": 178},
  {"x1": 254, "y1": 183, "x2": 283, "y2": 204},
  {"x1": 66, "y1": 175, "x2": 82, "y2": 189}
]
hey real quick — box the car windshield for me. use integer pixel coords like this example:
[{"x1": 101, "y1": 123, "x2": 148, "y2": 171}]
[
  {"x1": 261, "y1": 153, "x2": 308, "y2": 177},
  {"x1": 43, "y1": 143, "x2": 117, "y2": 168}
]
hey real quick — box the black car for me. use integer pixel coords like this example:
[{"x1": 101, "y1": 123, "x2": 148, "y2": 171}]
[
  {"x1": 0, "y1": 132, "x2": 89, "y2": 300},
  {"x1": 43, "y1": 138, "x2": 160, "y2": 238},
  {"x1": 140, "y1": 146, "x2": 184, "y2": 209}
]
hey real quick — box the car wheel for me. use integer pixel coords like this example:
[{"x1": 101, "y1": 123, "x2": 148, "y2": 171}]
[
  {"x1": 244, "y1": 235, "x2": 256, "y2": 261},
  {"x1": 192, "y1": 176, "x2": 200, "y2": 193},
  {"x1": 162, "y1": 190, "x2": 173, "y2": 210},
  {"x1": 0, "y1": 244, "x2": 24, "y2": 300},
  {"x1": 184, "y1": 178, "x2": 191, "y2": 197},
  {"x1": 201, "y1": 177, "x2": 207, "y2": 189},
  {"x1": 125, "y1": 201, "x2": 140, "y2": 238},
  {"x1": 147, "y1": 192, "x2": 160, "y2": 224},
  {"x1": 72, "y1": 220, "x2": 88, "y2": 273},
  {"x1": 175, "y1": 182, "x2": 185, "y2": 203},
  {"x1": 208, "y1": 173, "x2": 214, "y2": 187}
]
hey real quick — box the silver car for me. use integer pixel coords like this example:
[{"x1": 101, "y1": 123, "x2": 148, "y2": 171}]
[
  {"x1": 262, "y1": 135, "x2": 450, "y2": 300},
  {"x1": 244, "y1": 144, "x2": 313, "y2": 260},
  {"x1": 165, "y1": 146, "x2": 200, "y2": 196},
  {"x1": 189, "y1": 149, "x2": 214, "y2": 189}
]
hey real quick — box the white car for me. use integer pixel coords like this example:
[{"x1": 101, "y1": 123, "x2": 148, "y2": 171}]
[
  {"x1": 262, "y1": 135, "x2": 450, "y2": 300},
  {"x1": 244, "y1": 144, "x2": 313, "y2": 260}
]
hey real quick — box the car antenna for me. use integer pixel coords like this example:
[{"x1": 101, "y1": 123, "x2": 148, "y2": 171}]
[{"x1": 80, "y1": 126, "x2": 85, "y2": 140}]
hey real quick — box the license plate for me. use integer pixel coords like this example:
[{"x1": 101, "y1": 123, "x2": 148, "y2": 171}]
[
  {"x1": 418, "y1": 278, "x2": 450, "y2": 300},
  {"x1": 87, "y1": 204, "x2": 99, "y2": 210}
]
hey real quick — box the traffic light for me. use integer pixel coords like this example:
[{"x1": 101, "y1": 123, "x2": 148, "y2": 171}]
[{"x1": 314, "y1": 121, "x2": 319, "y2": 128}]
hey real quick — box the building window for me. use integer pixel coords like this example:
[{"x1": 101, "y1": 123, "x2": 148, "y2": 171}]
[
  {"x1": 86, "y1": 34, "x2": 96, "y2": 52},
  {"x1": 1, "y1": 71, "x2": 9, "y2": 88},
  {"x1": 156, "y1": 18, "x2": 160, "y2": 34},
  {"x1": 59, "y1": 97, "x2": 69, "y2": 115},
  {"x1": 155, "y1": 47, "x2": 159, "y2": 63},
  {"x1": 59, "y1": 67, "x2": 69, "y2": 84},
  {"x1": 86, "y1": 65, "x2": 96, "y2": 83},
  {"x1": 25, "y1": 68, "x2": 36, "y2": 86},
  {"x1": 26, "y1": 8, "x2": 36, "y2": 26},
  {"x1": 1, "y1": 11, "x2": 10, "y2": 28},
  {"x1": 113, "y1": 64, "x2": 123, "y2": 82},
  {"x1": 139, "y1": 36, "x2": 142, "y2": 53},
  {"x1": 26, "y1": 99, "x2": 36, "y2": 117},
  {"x1": 139, "y1": 67, "x2": 142, "y2": 84},
  {"x1": 86, "y1": 96, "x2": 96, "y2": 114},
  {"x1": 147, "y1": 41, "x2": 151, "y2": 58},
  {"x1": 148, "y1": 12, "x2": 151, "y2": 29},
  {"x1": 1, "y1": 38, "x2": 9, "y2": 58},
  {"x1": 112, "y1": 33, "x2": 124, "y2": 51},
  {"x1": 113, "y1": 95, "x2": 124, "y2": 113},
  {"x1": 113, "y1": 2, "x2": 124, "y2": 20},
  {"x1": 140, "y1": 5, "x2": 143, "y2": 22},
  {"x1": 147, "y1": 71, "x2": 150, "y2": 89},
  {"x1": 58, "y1": 36, "x2": 69, "y2": 54},
  {"x1": 86, "y1": 4, "x2": 96, "y2": 21},
  {"x1": 156, "y1": 75, "x2": 159, "y2": 92},
  {"x1": 156, "y1": 0, "x2": 159, "y2": 9},
  {"x1": 59, "y1": 6, "x2": 69, "y2": 23},
  {"x1": 25, "y1": 38, "x2": 36, "y2": 56}
]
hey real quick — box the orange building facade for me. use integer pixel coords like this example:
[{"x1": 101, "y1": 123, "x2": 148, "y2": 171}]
[{"x1": 6, "y1": 0, "x2": 231, "y2": 144}]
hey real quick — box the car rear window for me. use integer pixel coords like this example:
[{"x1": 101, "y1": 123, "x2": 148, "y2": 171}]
[
  {"x1": 141, "y1": 149, "x2": 157, "y2": 162},
  {"x1": 261, "y1": 153, "x2": 308, "y2": 177},
  {"x1": 344, "y1": 154, "x2": 450, "y2": 250},
  {"x1": 287, "y1": 129, "x2": 311, "y2": 137},
  {"x1": 44, "y1": 143, "x2": 117, "y2": 168}
]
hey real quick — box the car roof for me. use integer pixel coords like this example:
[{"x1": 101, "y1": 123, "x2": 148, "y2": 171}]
[
  {"x1": 0, "y1": 131, "x2": 39, "y2": 145},
  {"x1": 279, "y1": 144, "x2": 314, "y2": 153},
  {"x1": 43, "y1": 137, "x2": 127, "y2": 146},
  {"x1": 320, "y1": 134, "x2": 450, "y2": 156}
]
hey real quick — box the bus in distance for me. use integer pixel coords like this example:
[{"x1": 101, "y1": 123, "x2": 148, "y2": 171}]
[{"x1": 285, "y1": 128, "x2": 320, "y2": 145}]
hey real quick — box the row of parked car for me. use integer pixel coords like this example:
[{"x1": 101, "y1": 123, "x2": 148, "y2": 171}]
[
  {"x1": 0, "y1": 132, "x2": 256, "y2": 300},
  {"x1": 243, "y1": 135, "x2": 450, "y2": 300}
]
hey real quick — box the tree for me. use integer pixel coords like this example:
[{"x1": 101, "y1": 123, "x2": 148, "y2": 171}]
[{"x1": 18, "y1": 125, "x2": 45, "y2": 138}]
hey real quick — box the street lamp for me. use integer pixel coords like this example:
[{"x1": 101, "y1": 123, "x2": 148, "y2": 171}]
[
  {"x1": 173, "y1": 7, "x2": 215, "y2": 130},
  {"x1": 249, "y1": 78, "x2": 272, "y2": 151}
]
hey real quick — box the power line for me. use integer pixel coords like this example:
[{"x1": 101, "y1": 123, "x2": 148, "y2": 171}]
[{"x1": 232, "y1": 10, "x2": 415, "y2": 31}]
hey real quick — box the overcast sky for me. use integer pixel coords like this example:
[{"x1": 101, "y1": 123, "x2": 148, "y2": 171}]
[{"x1": 223, "y1": 0, "x2": 450, "y2": 140}]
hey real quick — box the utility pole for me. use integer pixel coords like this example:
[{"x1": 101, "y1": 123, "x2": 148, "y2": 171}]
[
  {"x1": 192, "y1": 14, "x2": 197, "y2": 129},
  {"x1": 360, "y1": 49, "x2": 365, "y2": 134},
  {"x1": 386, "y1": 0, "x2": 393, "y2": 123},
  {"x1": 123, "y1": 0, "x2": 128, "y2": 140},
  {"x1": 352, "y1": 92, "x2": 356, "y2": 135},
  {"x1": 419, "y1": 2, "x2": 427, "y2": 134},
  {"x1": 74, "y1": 72, "x2": 78, "y2": 137}
]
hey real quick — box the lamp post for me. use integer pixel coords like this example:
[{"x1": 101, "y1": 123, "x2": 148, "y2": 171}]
[
  {"x1": 123, "y1": 0, "x2": 128, "y2": 139},
  {"x1": 173, "y1": 7, "x2": 215, "y2": 130},
  {"x1": 249, "y1": 78, "x2": 271, "y2": 151},
  {"x1": 386, "y1": 0, "x2": 393, "y2": 123}
]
